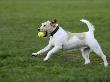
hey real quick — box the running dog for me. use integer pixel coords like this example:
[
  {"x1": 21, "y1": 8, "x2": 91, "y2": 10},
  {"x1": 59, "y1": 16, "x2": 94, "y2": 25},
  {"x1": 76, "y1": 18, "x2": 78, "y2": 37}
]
[{"x1": 32, "y1": 19, "x2": 108, "y2": 67}]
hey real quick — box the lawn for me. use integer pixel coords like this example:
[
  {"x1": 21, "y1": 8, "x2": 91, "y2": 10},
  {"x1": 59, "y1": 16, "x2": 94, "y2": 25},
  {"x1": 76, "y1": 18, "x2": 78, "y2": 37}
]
[{"x1": 0, "y1": 0, "x2": 110, "y2": 82}]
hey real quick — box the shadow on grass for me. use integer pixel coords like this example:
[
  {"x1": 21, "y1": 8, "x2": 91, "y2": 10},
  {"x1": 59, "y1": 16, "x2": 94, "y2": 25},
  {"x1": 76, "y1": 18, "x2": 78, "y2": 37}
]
[{"x1": 0, "y1": 54, "x2": 12, "y2": 60}]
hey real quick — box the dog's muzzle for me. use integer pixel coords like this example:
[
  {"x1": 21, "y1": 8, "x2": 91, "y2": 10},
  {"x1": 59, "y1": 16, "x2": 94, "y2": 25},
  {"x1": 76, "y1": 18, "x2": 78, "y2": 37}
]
[
  {"x1": 38, "y1": 28, "x2": 48, "y2": 37},
  {"x1": 37, "y1": 26, "x2": 59, "y2": 37}
]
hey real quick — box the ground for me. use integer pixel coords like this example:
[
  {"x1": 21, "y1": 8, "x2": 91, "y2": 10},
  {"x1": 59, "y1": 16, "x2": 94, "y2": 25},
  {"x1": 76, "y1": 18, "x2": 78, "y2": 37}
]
[{"x1": 0, "y1": 0, "x2": 110, "y2": 82}]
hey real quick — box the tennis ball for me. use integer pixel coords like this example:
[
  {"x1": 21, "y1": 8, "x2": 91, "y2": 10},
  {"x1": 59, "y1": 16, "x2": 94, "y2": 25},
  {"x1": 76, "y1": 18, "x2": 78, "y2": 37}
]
[{"x1": 38, "y1": 32, "x2": 45, "y2": 37}]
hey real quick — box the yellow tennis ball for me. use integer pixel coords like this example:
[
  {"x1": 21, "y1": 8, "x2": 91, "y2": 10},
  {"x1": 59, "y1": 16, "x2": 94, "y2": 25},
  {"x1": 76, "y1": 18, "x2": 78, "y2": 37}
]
[{"x1": 38, "y1": 32, "x2": 45, "y2": 37}]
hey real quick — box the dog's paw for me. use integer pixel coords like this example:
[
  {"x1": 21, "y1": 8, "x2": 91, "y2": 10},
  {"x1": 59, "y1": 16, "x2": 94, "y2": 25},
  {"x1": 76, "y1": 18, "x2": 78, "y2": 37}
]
[
  {"x1": 84, "y1": 60, "x2": 90, "y2": 65},
  {"x1": 104, "y1": 62, "x2": 108, "y2": 67},
  {"x1": 32, "y1": 53, "x2": 39, "y2": 56},
  {"x1": 43, "y1": 57, "x2": 48, "y2": 61}
]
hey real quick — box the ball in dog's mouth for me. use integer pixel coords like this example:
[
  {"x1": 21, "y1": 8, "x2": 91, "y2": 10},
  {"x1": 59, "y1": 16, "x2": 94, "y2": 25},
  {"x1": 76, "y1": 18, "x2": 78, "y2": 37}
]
[{"x1": 38, "y1": 32, "x2": 45, "y2": 37}]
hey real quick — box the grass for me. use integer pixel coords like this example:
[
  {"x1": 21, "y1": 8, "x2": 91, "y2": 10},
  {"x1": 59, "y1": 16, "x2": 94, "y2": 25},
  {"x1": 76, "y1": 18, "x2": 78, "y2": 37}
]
[{"x1": 0, "y1": 0, "x2": 110, "y2": 82}]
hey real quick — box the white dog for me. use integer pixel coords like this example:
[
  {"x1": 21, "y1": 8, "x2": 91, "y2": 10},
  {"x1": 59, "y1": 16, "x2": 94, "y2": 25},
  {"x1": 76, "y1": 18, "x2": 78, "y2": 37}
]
[{"x1": 32, "y1": 19, "x2": 108, "y2": 67}]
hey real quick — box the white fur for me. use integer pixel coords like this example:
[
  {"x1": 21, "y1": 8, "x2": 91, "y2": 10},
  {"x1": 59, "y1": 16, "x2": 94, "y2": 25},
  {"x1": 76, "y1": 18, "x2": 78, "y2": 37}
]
[{"x1": 32, "y1": 19, "x2": 108, "y2": 67}]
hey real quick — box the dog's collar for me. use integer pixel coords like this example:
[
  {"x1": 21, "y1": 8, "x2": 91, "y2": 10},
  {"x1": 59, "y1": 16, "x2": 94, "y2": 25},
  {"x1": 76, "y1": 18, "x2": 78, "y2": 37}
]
[{"x1": 50, "y1": 26, "x2": 59, "y2": 36}]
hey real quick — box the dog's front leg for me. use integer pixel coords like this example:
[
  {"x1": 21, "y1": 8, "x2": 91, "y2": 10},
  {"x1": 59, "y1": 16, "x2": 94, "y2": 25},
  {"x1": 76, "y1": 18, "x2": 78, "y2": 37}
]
[
  {"x1": 44, "y1": 46, "x2": 62, "y2": 61},
  {"x1": 32, "y1": 44, "x2": 52, "y2": 56}
]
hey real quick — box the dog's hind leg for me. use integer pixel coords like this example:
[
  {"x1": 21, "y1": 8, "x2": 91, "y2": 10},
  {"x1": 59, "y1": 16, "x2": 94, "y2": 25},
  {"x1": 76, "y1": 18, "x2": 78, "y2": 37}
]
[
  {"x1": 81, "y1": 47, "x2": 91, "y2": 64},
  {"x1": 88, "y1": 39, "x2": 108, "y2": 67}
]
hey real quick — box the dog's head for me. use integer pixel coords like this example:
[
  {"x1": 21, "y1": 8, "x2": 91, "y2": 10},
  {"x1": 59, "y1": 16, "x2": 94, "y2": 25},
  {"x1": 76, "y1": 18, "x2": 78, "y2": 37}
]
[{"x1": 38, "y1": 19, "x2": 58, "y2": 37}]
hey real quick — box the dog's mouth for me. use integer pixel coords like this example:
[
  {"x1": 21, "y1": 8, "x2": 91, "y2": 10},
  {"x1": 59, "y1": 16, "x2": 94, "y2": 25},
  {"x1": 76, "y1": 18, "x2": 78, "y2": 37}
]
[
  {"x1": 43, "y1": 31, "x2": 48, "y2": 37},
  {"x1": 37, "y1": 26, "x2": 59, "y2": 37},
  {"x1": 38, "y1": 30, "x2": 48, "y2": 37}
]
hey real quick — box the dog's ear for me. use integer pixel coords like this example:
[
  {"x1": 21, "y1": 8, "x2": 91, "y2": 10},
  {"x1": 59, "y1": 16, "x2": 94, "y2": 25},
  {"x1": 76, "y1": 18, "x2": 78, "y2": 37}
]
[
  {"x1": 51, "y1": 19, "x2": 57, "y2": 24},
  {"x1": 50, "y1": 19, "x2": 58, "y2": 27}
]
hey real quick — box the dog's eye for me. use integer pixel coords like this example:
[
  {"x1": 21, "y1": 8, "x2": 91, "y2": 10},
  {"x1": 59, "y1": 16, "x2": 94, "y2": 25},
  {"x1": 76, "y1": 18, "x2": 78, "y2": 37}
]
[{"x1": 44, "y1": 25, "x2": 46, "y2": 27}]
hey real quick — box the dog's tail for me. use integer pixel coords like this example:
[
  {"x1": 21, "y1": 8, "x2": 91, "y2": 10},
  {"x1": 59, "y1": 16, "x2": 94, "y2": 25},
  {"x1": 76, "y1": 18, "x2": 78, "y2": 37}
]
[{"x1": 80, "y1": 19, "x2": 95, "y2": 32}]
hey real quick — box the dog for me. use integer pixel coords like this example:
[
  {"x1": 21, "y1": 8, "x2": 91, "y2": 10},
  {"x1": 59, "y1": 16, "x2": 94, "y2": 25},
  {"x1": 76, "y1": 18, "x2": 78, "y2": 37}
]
[{"x1": 32, "y1": 19, "x2": 108, "y2": 67}]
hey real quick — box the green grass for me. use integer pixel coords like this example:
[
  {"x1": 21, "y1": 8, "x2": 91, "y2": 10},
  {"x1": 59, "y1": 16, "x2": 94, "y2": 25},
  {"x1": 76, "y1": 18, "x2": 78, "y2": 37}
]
[{"x1": 0, "y1": 0, "x2": 110, "y2": 82}]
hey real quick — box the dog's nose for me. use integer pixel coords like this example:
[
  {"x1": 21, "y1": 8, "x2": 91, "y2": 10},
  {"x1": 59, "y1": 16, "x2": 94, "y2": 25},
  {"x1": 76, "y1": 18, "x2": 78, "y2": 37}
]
[{"x1": 38, "y1": 28, "x2": 40, "y2": 31}]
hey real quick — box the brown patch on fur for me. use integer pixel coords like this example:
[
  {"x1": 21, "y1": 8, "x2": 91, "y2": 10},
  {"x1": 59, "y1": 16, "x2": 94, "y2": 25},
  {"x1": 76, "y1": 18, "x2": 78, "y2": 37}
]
[{"x1": 66, "y1": 31, "x2": 86, "y2": 40}]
